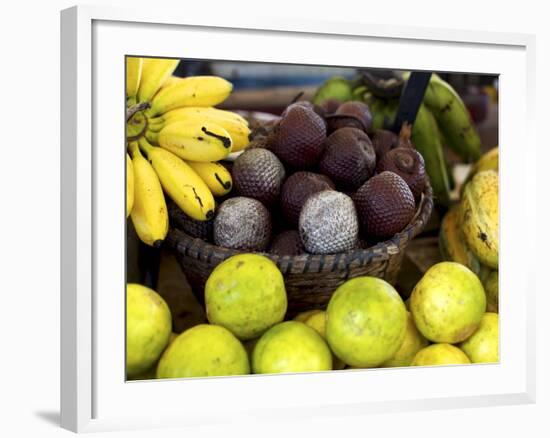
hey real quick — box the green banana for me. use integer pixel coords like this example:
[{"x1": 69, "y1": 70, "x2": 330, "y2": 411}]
[
  {"x1": 312, "y1": 76, "x2": 353, "y2": 104},
  {"x1": 423, "y1": 74, "x2": 482, "y2": 163},
  {"x1": 411, "y1": 104, "x2": 451, "y2": 206},
  {"x1": 370, "y1": 97, "x2": 450, "y2": 205}
]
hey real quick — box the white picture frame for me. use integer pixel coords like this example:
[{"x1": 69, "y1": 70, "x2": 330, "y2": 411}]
[{"x1": 60, "y1": 5, "x2": 536, "y2": 433}]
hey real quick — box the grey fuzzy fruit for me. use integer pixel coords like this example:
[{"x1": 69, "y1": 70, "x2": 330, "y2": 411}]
[
  {"x1": 299, "y1": 191, "x2": 359, "y2": 254},
  {"x1": 232, "y1": 148, "x2": 286, "y2": 206},
  {"x1": 214, "y1": 197, "x2": 271, "y2": 251}
]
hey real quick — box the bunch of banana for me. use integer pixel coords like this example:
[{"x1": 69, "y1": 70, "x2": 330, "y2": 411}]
[
  {"x1": 314, "y1": 73, "x2": 485, "y2": 206},
  {"x1": 438, "y1": 148, "x2": 499, "y2": 311},
  {"x1": 126, "y1": 57, "x2": 250, "y2": 247}
]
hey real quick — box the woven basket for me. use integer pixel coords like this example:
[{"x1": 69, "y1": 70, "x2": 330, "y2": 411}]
[{"x1": 165, "y1": 183, "x2": 433, "y2": 316}]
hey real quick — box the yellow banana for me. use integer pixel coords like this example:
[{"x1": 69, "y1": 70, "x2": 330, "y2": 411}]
[
  {"x1": 128, "y1": 142, "x2": 168, "y2": 247},
  {"x1": 126, "y1": 153, "x2": 134, "y2": 218},
  {"x1": 148, "y1": 112, "x2": 250, "y2": 152},
  {"x1": 146, "y1": 76, "x2": 233, "y2": 117},
  {"x1": 160, "y1": 75, "x2": 183, "y2": 88},
  {"x1": 138, "y1": 138, "x2": 215, "y2": 221},
  {"x1": 137, "y1": 58, "x2": 180, "y2": 103},
  {"x1": 157, "y1": 106, "x2": 249, "y2": 127},
  {"x1": 157, "y1": 120, "x2": 233, "y2": 162},
  {"x1": 460, "y1": 170, "x2": 499, "y2": 269},
  {"x1": 185, "y1": 160, "x2": 233, "y2": 197},
  {"x1": 126, "y1": 57, "x2": 143, "y2": 106},
  {"x1": 439, "y1": 204, "x2": 484, "y2": 275},
  {"x1": 422, "y1": 74, "x2": 482, "y2": 163}
]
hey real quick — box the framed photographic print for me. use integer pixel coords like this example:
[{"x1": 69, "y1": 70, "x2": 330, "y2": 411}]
[{"x1": 60, "y1": 4, "x2": 536, "y2": 433}]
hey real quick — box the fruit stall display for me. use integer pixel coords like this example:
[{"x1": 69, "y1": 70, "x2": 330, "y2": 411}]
[{"x1": 125, "y1": 57, "x2": 499, "y2": 380}]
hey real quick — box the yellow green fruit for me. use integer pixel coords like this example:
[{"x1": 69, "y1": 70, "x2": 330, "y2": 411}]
[
  {"x1": 294, "y1": 310, "x2": 320, "y2": 322},
  {"x1": 252, "y1": 321, "x2": 332, "y2": 374},
  {"x1": 460, "y1": 170, "x2": 499, "y2": 269},
  {"x1": 205, "y1": 254, "x2": 287, "y2": 340},
  {"x1": 126, "y1": 284, "x2": 172, "y2": 377},
  {"x1": 459, "y1": 313, "x2": 499, "y2": 363},
  {"x1": 410, "y1": 262, "x2": 486, "y2": 343},
  {"x1": 483, "y1": 270, "x2": 499, "y2": 313},
  {"x1": 301, "y1": 310, "x2": 346, "y2": 370},
  {"x1": 157, "y1": 324, "x2": 249, "y2": 378},
  {"x1": 326, "y1": 277, "x2": 407, "y2": 368},
  {"x1": 411, "y1": 343, "x2": 471, "y2": 366},
  {"x1": 381, "y1": 311, "x2": 429, "y2": 368}
]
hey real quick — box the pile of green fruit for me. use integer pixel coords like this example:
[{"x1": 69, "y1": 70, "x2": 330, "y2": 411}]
[
  {"x1": 126, "y1": 255, "x2": 498, "y2": 380},
  {"x1": 313, "y1": 72, "x2": 484, "y2": 205}
]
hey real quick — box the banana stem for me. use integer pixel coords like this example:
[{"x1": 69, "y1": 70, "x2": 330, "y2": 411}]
[
  {"x1": 127, "y1": 141, "x2": 141, "y2": 159},
  {"x1": 137, "y1": 137, "x2": 154, "y2": 157},
  {"x1": 126, "y1": 102, "x2": 151, "y2": 122}
]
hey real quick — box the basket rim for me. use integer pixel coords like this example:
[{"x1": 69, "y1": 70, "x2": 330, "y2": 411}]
[{"x1": 165, "y1": 181, "x2": 433, "y2": 275}]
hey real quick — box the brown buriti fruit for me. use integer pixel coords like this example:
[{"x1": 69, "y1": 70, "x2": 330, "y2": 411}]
[
  {"x1": 282, "y1": 100, "x2": 326, "y2": 120},
  {"x1": 376, "y1": 148, "x2": 426, "y2": 200},
  {"x1": 299, "y1": 190, "x2": 359, "y2": 254},
  {"x1": 168, "y1": 200, "x2": 214, "y2": 241},
  {"x1": 376, "y1": 123, "x2": 425, "y2": 200},
  {"x1": 326, "y1": 101, "x2": 373, "y2": 133},
  {"x1": 280, "y1": 171, "x2": 335, "y2": 227},
  {"x1": 319, "y1": 98, "x2": 341, "y2": 115},
  {"x1": 371, "y1": 129, "x2": 398, "y2": 161},
  {"x1": 232, "y1": 148, "x2": 286, "y2": 206},
  {"x1": 269, "y1": 230, "x2": 305, "y2": 256},
  {"x1": 214, "y1": 197, "x2": 271, "y2": 251},
  {"x1": 270, "y1": 104, "x2": 326, "y2": 169},
  {"x1": 318, "y1": 127, "x2": 376, "y2": 191},
  {"x1": 354, "y1": 171, "x2": 415, "y2": 239}
]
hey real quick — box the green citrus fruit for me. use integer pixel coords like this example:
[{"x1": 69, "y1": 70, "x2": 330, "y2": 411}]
[
  {"x1": 156, "y1": 324, "x2": 249, "y2": 378},
  {"x1": 410, "y1": 262, "x2": 486, "y2": 343},
  {"x1": 381, "y1": 311, "x2": 429, "y2": 368},
  {"x1": 301, "y1": 310, "x2": 346, "y2": 370},
  {"x1": 252, "y1": 321, "x2": 332, "y2": 374},
  {"x1": 459, "y1": 312, "x2": 499, "y2": 363},
  {"x1": 126, "y1": 283, "x2": 172, "y2": 378},
  {"x1": 205, "y1": 254, "x2": 287, "y2": 340},
  {"x1": 411, "y1": 343, "x2": 471, "y2": 366},
  {"x1": 326, "y1": 276, "x2": 407, "y2": 368}
]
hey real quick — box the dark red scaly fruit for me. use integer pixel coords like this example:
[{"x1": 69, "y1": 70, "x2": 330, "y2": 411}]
[
  {"x1": 318, "y1": 127, "x2": 376, "y2": 191},
  {"x1": 232, "y1": 148, "x2": 286, "y2": 207},
  {"x1": 376, "y1": 147, "x2": 426, "y2": 200},
  {"x1": 326, "y1": 101, "x2": 372, "y2": 133},
  {"x1": 353, "y1": 171, "x2": 416, "y2": 239},
  {"x1": 269, "y1": 229, "x2": 305, "y2": 256},
  {"x1": 270, "y1": 105, "x2": 326, "y2": 169},
  {"x1": 318, "y1": 98, "x2": 342, "y2": 115},
  {"x1": 371, "y1": 129, "x2": 398, "y2": 161},
  {"x1": 279, "y1": 171, "x2": 335, "y2": 227}
]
